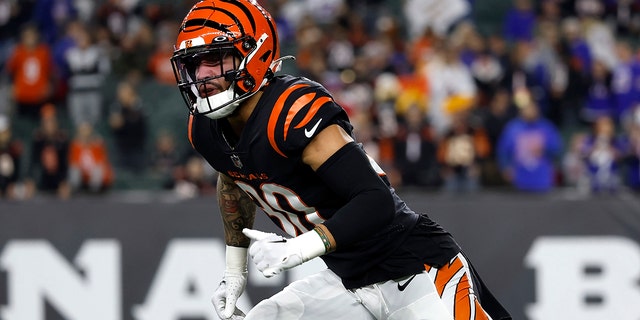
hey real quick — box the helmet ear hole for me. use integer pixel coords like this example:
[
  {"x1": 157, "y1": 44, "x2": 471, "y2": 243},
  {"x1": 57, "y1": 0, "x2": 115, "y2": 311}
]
[{"x1": 260, "y1": 50, "x2": 272, "y2": 62}]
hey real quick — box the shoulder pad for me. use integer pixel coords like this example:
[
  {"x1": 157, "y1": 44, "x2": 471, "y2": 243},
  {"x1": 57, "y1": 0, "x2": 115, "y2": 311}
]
[{"x1": 266, "y1": 80, "x2": 347, "y2": 157}]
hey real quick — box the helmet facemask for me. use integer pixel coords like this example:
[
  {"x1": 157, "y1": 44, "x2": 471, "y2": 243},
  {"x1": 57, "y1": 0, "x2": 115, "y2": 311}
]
[
  {"x1": 172, "y1": 42, "x2": 246, "y2": 119},
  {"x1": 172, "y1": 0, "x2": 284, "y2": 119}
]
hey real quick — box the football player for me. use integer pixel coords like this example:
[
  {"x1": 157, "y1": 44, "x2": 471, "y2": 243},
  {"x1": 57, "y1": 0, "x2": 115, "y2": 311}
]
[{"x1": 171, "y1": 1, "x2": 511, "y2": 319}]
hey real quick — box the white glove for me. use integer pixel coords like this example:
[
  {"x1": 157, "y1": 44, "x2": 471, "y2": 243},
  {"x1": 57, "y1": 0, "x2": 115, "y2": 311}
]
[
  {"x1": 242, "y1": 228, "x2": 326, "y2": 277},
  {"x1": 212, "y1": 246, "x2": 248, "y2": 320}
]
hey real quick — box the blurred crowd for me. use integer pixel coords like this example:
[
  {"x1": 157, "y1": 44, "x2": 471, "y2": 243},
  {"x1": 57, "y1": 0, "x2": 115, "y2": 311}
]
[{"x1": 2, "y1": 0, "x2": 640, "y2": 201}]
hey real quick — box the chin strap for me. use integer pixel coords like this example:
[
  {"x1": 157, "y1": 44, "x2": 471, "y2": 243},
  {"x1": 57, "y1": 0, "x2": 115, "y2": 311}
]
[{"x1": 195, "y1": 86, "x2": 239, "y2": 119}]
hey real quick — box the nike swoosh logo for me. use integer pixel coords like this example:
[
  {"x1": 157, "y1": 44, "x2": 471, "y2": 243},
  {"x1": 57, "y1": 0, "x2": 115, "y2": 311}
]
[
  {"x1": 397, "y1": 274, "x2": 417, "y2": 291},
  {"x1": 268, "y1": 239, "x2": 287, "y2": 243},
  {"x1": 304, "y1": 118, "x2": 323, "y2": 138}
]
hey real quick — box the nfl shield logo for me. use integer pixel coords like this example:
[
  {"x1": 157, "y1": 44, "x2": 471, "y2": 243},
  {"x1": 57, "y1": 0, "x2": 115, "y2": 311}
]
[{"x1": 230, "y1": 154, "x2": 243, "y2": 169}]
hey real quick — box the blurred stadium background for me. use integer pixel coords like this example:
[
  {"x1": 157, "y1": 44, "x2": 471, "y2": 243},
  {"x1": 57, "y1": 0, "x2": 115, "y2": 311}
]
[{"x1": 2, "y1": 0, "x2": 640, "y2": 319}]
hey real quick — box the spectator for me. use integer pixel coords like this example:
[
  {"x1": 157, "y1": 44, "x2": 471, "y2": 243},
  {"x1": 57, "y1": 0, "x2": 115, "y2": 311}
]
[
  {"x1": 480, "y1": 89, "x2": 517, "y2": 186},
  {"x1": 112, "y1": 18, "x2": 155, "y2": 77},
  {"x1": 487, "y1": 33, "x2": 510, "y2": 70},
  {"x1": 64, "y1": 25, "x2": 111, "y2": 128},
  {"x1": 453, "y1": 21, "x2": 483, "y2": 68},
  {"x1": 95, "y1": 0, "x2": 137, "y2": 43},
  {"x1": 530, "y1": 20, "x2": 564, "y2": 111},
  {"x1": 622, "y1": 104, "x2": 640, "y2": 191},
  {"x1": 168, "y1": 151, "x2": 216, "y2": 199},
  {"x1": 68, "y1": 122, "x2": 114, "y2": 193},
  {"x1": 325, "y1": 23, "x2": 356, "y2": 73},
  {"x1": 424, "y1": 39, "x2": 477, "y2": 137},
  {"x1": 581, "y1": 3, "x2": 618, "y2": 71},
  {"x1": 503, "y1": 0, "x2": 536, "y2": 43},
  {"x1": 5, "y1": 24, "x2": 56, "y2": 120},
  {"x1": 579, "y1": 115, "x2": 625, "y2": 194},
  {"x1": 147, "y1": 35, "x2": 176, "y2": 86},
  {"x1": 469, "y1": 47, "x2": 505, "y2": 106},
  {"x1": 500, "y1": 40, "x2": 549, "y2": 116},
  {"x1": 603, "y1": 0, "x2": 640, "y2": 38},
  {"x1": 31, "y1": 0, "x2": 77, "y2": 46},
  {"x1": 0, "y1": 0, "x2": 33, "y2": 71},
  {"x1": 610, "y1": 40, "x2": 640, "y2": 122},
  {"x1": 482, "y1": 90, "x2": 517, "y2": 154},
  {"x1": 582, "y1": 59, "x2": 615, "y2": 124},
  {"x1": 108, "y1": 80, "x2": 148, "y2": 173},
  {"x1": 535, "y1": 20, "x2": 587, "y2": 129},
  {"x1": 393, "y1": 104, "x2": 440, "y2": 188},
  {"x1": 437, "y1": 111, "x2": 490, "y2": 193},
  {"x1": 403, "y1": 0, "x2": 471, "y2": 38},
  {"x1": 149, "y1": 129, "x2": 181, "y2": 187},
  {"x1": 408, "y1": 26, "x2": 440, "y2": 69},
  {"x1": 26, "y1": 103, "x2": 70, "y2": 199},
  {"x1": 538, "y1": 0, "x2": 563, "y2": 25},
  {"x1": 51, "y1": 19, "x2": 84, "y2": 102},
  {"x1": 74, "y1": 0, "x2": 96, "y2": 23},
  {"x1": 562, "y1": 132, "x2": 589, "y2": 193},
  {"x1": 561, "y1": 17, "x2": 592, "y2": 77},
  {"x1": 0, "y1": 114, "x2": 27, "y2": 200},
  {"x1": 497, "y1": 96, "x2": 563, "y2": 192}
]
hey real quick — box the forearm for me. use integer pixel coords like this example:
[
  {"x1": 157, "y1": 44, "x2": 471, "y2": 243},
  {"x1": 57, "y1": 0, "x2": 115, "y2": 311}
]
[{"x1": 217, "y1": 173, "x2": 256, "y2": 247}]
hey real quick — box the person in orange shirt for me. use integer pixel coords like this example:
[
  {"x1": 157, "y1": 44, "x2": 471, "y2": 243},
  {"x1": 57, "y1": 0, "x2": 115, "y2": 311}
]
[
  {"x1": 68, "y1": 121, "x2": 114, "y2": 193},
  {"x1": 5, "y1": 24, "x2": 56, "y2": 119},
  {"x1": 437, "y1": 111, "x2": 491, "y2": 193},
  {"x1": 147, "y1": 37, "x2": 177, "y2": 86}
]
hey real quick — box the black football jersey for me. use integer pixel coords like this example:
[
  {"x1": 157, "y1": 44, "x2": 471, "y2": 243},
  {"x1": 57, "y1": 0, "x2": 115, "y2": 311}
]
[{"x1": 189, "y1": 75, "x2": 460, "y2": 288}]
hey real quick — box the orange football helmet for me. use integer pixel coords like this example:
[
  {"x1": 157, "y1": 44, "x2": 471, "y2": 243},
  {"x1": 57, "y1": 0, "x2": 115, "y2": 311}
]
[{"x1": 171, "y1": 0, "x2": 284, "y2": 119}]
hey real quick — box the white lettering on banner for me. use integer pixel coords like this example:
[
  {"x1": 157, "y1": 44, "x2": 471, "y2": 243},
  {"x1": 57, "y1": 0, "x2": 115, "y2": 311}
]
[
  {"x1": 525, "y1": 236, "x2": 640, "y2": 320},
  {"x1": 0, "y1": 240, "x2": 121, "y2": 320},
  {"x1": 133, "y1": 239, "x2": 252, "y2": 320},
  {"x1": 0, "y1": 238, "x2": 328, "y2": 319}
]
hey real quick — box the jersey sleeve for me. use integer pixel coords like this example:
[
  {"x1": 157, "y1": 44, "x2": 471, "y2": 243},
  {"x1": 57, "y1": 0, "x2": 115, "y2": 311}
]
[{"x1": 266, "y1": 79, "x2": 352, "y2": 157}]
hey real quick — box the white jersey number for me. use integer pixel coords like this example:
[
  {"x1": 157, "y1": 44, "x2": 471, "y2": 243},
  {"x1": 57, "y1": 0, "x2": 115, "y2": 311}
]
[{"x1": 235, "y1": 182, "x2": 324, "y2": 236}]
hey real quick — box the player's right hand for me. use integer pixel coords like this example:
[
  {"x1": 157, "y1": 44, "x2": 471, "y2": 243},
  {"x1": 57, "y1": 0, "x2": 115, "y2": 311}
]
[{"x1": 212, "y1": 271, "x2": 247, "y2": 320}]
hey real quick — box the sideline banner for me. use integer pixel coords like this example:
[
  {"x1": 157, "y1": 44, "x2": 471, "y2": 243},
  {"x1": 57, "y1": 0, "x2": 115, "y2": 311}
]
[{"x1": 1, "y1": 191, "x2": 640, "y2": 320}]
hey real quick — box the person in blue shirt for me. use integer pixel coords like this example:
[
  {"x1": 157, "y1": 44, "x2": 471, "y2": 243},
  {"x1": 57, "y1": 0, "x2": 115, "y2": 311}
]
[
  {"x1": 497, "y1": 94, "x2": 563, "y2": 192},
  {"x1": 502, "y1": 0, "x2": 536, "y2": 43},
  {"x1": 611, "y1": 41, "x2": 640, "y2": 122}
]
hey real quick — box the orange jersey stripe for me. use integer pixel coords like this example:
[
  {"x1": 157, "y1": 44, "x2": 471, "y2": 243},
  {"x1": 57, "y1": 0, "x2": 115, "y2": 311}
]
[
  {"x1": 294, "y1": 96, "x2": 332, "y2": 129},
  {"x1": 283, "y1": 92, "x2": 316, "y2": 141},
  {"x1": 187, "y1": 114, "x2": 195, "y2": 149},
  {"x1": 267, "y1": 83, "x2": 309, "y2": 157}
]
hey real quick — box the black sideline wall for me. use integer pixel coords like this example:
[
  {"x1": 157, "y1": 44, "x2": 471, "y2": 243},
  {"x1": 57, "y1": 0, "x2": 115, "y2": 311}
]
[{"x1": 1, "y1": 190, "x2": 640, "y2": 320}]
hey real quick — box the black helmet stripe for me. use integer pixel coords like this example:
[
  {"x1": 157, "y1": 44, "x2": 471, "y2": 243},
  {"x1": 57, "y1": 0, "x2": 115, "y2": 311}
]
[
  {"x1": 221, "y1": 0, "x2": 256, "y2": 32},
  {"x1": 212, "y1": 7, "x2": 246, "y2": 36},
  {"x1": 182, "y1": 18, "x2": 231, "y2": 33},
  {"x1": 220, "y1": 0, "x2": 279, "y2": 61}
]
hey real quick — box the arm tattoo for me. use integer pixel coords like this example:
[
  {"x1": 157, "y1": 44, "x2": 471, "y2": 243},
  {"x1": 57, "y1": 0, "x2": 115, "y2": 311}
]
[{"x1": 217, "y1": 173, "x2": 256, "y2": 247}]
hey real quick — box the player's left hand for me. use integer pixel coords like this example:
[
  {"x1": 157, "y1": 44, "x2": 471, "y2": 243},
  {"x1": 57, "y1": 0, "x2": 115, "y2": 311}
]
[
  {"x1": 243, "y1": 228, "x2": 305, "y2": 277},
  {"x1": 212, "y1": 271, "x2": 246, "y2": 320}
]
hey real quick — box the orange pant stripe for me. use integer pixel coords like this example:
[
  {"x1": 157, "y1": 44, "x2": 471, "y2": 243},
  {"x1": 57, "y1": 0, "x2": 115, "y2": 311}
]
[
  {"x1": 434, "y1": 257, "x2": 464, "y2": 296},
  {"x1": 425, "y1": 255, "x2": 494, "y2": 320}
]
